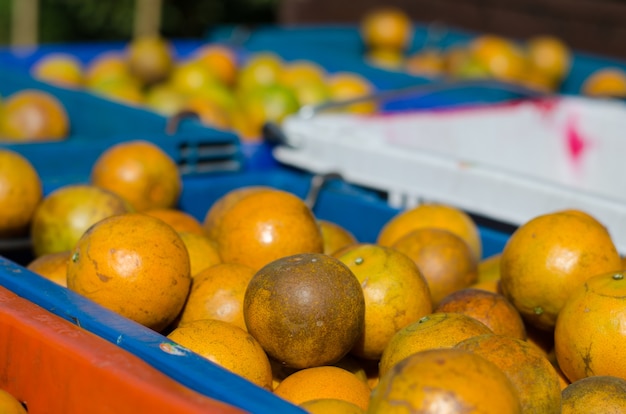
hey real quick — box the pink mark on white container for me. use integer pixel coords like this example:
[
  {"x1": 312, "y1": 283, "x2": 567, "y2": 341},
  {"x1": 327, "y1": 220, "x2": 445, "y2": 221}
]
[{"x1": 563, "y1": 113, "x2": 593, "y2": 179}]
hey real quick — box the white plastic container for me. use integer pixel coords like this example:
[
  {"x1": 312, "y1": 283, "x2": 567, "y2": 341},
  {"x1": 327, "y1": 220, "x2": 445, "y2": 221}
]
[{"x1": 275, "y1": 96, "x2": 626, "y2": 252}]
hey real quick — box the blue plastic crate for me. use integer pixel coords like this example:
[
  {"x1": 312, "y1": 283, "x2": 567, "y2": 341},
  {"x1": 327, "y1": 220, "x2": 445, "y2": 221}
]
[{"x1": 0, "y1": 167, "x2": 512, "y2": 414}]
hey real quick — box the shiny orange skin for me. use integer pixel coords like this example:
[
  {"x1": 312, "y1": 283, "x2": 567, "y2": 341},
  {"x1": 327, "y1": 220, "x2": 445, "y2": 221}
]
[
  {"x1": 274, "y1": 366, "x2": 372, "y2": 411},
  {"x1": 67, "y1": 213, "x2": 191, "y2": 332},
  {"x1": 319, "y1": 219, "x2": 358, "y2": 256},
  {"x1": 178, "y1": 263, "x2": 256, "y2": 331},
  {"x1": 244, "y1": 253, "x2": 364, "y2": 369},
  {"x1": 144, "y1": 208, "x2": 205, "y2": 236},
  {"x1": 555, "y1": 271, "x2": 626, "y2": 382},
  {"x1": 300, "y1": 398, "x2": 365, "y2": 414},
  {"x1": 0, "y1": 90, "x2": 69, "y2": 141},
  {"x1": 378, "y1": 312, "x2": 493, "y2": 377},
  {"x1": 90, "y1": 140, "x2": 182, "y2": 212},
  {"x1": 30, "y1": 184, "x2": 132, "y2": 257},
  {"x1": 561, "y1": 375, "x2": 626, "y2": 413},
  {"x1": 177, "y1": 232, "x2": 222, "y2": 277},
  {"x1": 377, "y1": 202, "x2": 482, "y2": 261},
  {"x1": 212, "y1": 188, "x2": 324, "y2": 271},
  {"x1": 26, "y1": 251, "x2": 71, "y2": 287},
  {"x1": 456, "y1": 334, "x2": 562, "y2": 413},
  {"x1": 335, "y1": 244, "x2": 432, "y2": 360},
  {"x1": 392, "y1": 228, "x2": 478, "y2": 307},
  {"x1": 500, "y1": 211, "x2": 621, "y2": 331},
  {"x1": 436, "y1": 288, "x2": 526, "y2": 340},
  {"x1": 369, "y1": 348, "x2": 522, "y2": 413},
  {"x1": 360, "y1": 7, "x2": 413, "y2": 51},
  {"x1": 167, "y1": 318, "x2": 273, "y2": 390},
  {"x1": 0, "y1": 149, "x2": 43, "y2": 237}
]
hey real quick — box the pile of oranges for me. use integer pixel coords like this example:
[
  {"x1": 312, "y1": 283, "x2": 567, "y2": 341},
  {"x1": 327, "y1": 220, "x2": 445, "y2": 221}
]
[
  {"x1": 3, "y1": 134, "x2": 626, "y2": 413},
  {"x1": 360, "y1": 7, "x2": 626, "y2": 99},
  {"x1": 30, "y1": 36, "x2": 379, "y2": 143}
]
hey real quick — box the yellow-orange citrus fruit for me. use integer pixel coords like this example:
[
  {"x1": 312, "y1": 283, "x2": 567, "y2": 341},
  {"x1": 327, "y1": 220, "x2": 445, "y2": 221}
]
[
  {"x1": 193, "y1": 44, "x2": 239, "y2": 87},
  {"x1": 178, "y1": 262, "x2": 256, "y2": 331},
  {"x1": 527, "y1": 35, "x2": 571, "y2": 82},
  {"x1": 300, "y1": 398, "x2": 365, "y2": 414},
  {"x1": 500, "y1": 210, "x2": 621, "y2": 331},
  {"x1": 555, "y1": 270, "x2": 626, "y2": 382},
  {"x1": 144, "y1": 208, "x2": 205, "y2": 236},
  {"x1": 369, "y1": 348, "x2": 522, "y2": 413},
  {"x1": 26, "y1": 251, "x2": 71, "y2": 287},
  {"x1": 561, "y1": 375, "x2": 626, "y2": 414},
  {"x1": 335, "y1": 243, "x2": 432, "y2": 360},
  {"x1": 0, "y1": 389, "x2": 27, "y2": 414},
  {"x1": 67, "y1": 213, "x2": 191, "y2": 331},
  {"x1": 274, "y1": 366, "x2": 372, "y2": 411},
  {"x1": 469, "y1": 35, "x2": 527, "y2": 81},
  {"x1": 456, "y1": 333, "x2": 562, "y2": 413},
  {"x1": 377, "y1": 202, "x2": 482, "y2": 261},
  {"x1": 581, "y1": 67, "x2": 626, "y2": 98},
  {"x1": 177, "y1": 231, "x2": 221, "y2": 277},
  {"x1": 378, "y1": 312, "x2": 493, "y2": 377},
  {"x1": 126, "y1": 35, "x2": 173, "y2": 85},
  {"x1": 237, "y1": 52, "x2": 283, "y2": 92},
  {"x1": 31, "y1": 53, "x2": 84, "y2": 88},
  {"x1": 30, "y1": 184, "x2": 132, "y2": 257},
  {"x1": 211, "y1": 188, "x2": 324, "y2": 271},
  {"x1": 0, "y1": 89, "x2": 69, "y2": 141},
  {"x1": 392, "y1": 227, "x2": 478, "y2": 306},
  {"x1": 90, "y1": 140, "x2": 182, "y2": 212},
  {"x1": 435, "y1": 288, "x2": 526, "y2": 340},
  {"x1": 167, "y1": 318, "x2": 272, "y2": 390},
  {"x1": 0, "y1": 149, "x2": 43, "y2": 237},
  {"x1": 326, "y1": 72, "x2": 377, "y2": 114},
  {"x1": 244, "y1": 253, "x2": 364, "y2": 369},
  {"x1": 360, "y1": 7, "x2": 413, "y2": 51},
  {"x1": 318, "y1": 219, "x2": 358, "y2": 255}
]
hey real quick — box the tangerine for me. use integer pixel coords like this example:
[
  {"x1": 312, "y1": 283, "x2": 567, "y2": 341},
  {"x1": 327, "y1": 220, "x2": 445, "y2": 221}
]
[
  {"x1": 561, "y1": 375, "x2": 626, "y2": 413},
  {"x1": 31, "y1": 53, "x2": 83, "y2": 88},
  {"x1": 26, "y1": 251, "x2": 71, "y2": 287},
  {"x1": 0, "y1": 89, "x2": 69, "y2": 141},
  {"x1": 360, "y1": 7, "x2": 413, "y2": 51}
]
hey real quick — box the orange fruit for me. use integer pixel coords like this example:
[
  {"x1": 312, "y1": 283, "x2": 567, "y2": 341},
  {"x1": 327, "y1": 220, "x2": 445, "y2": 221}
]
[
  {"x1": 435, "y1": 288, "x2": 526, "y2": 340},
  {"x1": 0, "y1": 149, "x2": 43, "y2": 238},
  {"x1": 279, "y1": 60, "x2": 327, "y2": 89},
  {"x1": 456, "y1": 333, "x2": 562, "y2": 413},
  {"x1": 581, "y1": 67, "x2": 626, "y2": 98},
  {"x1": 84, "y1": 52, "x2": 134, "y2": 89},
  {"x1": 360, "y1": 7, "x2": 413, "y2": 51},
  {"x1": 244, "y1": 253, "x2": 364, "y2": 369},
  {"x1": 478, "y1": 253, "x2": 501, "y2": 282},
  {"x1": 555, "y1": 270, "x2": 626, "y2": 382},
  {"x1": 469, "y1": 35, "x2": 527, "y2": 81},
  {"x1": 404, "y1": 48, "x2": 445, "y2": 77},
  {"x1": 193, "y1": 44, "x2": 239, "y2": 87},
  {"x1": 299, "y1": 398, "x2": 365, "y2": 414},
  {"x1": 378, "y1": 312, "x2": 493, "y2": 377},
  {"x1": 144, "y1": 208, "x2": 205, "y2": 236},
  {"x1": 0, "y1": 89, "x2": 69, "y2": 141},
  {"x1": 318, "y1": 219, "x2": 358, "y2": 255},
  {"x1": 183, "y1": 96, "x2": 231, "y2": 130},
  {"x1": 202, "y1": 186, "x2": 270, "y2": 240},
  {"x1": 561, "y1": 375, "x2": 626, "y2": 413},
  {"x1": 143, "y1": 83, "x2": 188, "y2": 116},
  {"x1": 178, "y1": 263, "x2": 256, "y2": 331},
  {"x1": 326, "y1": 72, "x2": 377, "y2": 114},
  {"x1": 500, "y1": 210, "x2": 621, "y2": 331},
  {"x1": 30, "y1": 184, "x2": 132, "y2": 257},
  {"x1": 66, "y1": 213, "x2": 191, "y2": 331},
  {"x1": 377, "y1": 202, "x2": 482, "y2": 261},
  {"x1": 31, "y1": 53, "x2": 83, "y2": 88},
  {"x1": 366, "y1": 47, "x2": 406, "y2": 70},
  {"x1": 335, "y1": 243, "x2": 432, "y2": 360},
  {"x1": 177, "y1": 231, "x2": 221, "y2": 277},
  {"x1": 167, "y1": 318, "x2": 272, "y2": 390},
  {"x1": 527, "y1": 35, "x2": 571, "y2": 82},
  {"x1": 467, "y1": 278, "x2": 501, "y2": 294},
  {"x1": 369, "y1": 348, "x2": 522, "y2": 413},
  {"x1": 126, "y1": 35, "x2": 173, "y2": 85},
  {"x1": 90, "y1": 140, "x2": 182, "y2": 212},
  {"x1": 169, "y1": 60, "x2": 221, "y2": 96},
  {"x1": 26, "y1": 251, "x2": 71, "y2": 287},
  {"x1": 89, "y1": 76, "x2": 145, "y2": 106},
  {"x1": 0, "y1": 389, "x2": 27, "y2": 414},
  {"x1": 211, "y1": 188, "x2": 323, "y2": 271},
  {"x1": 392, "y1": 227, "x2": 479, "y2": 306},
  {"x1": 273, "y1": 366, "x2": 371, "y2": 411},
  {"x1": 236, "y1": 52, "x2": 284, "y2": 92},
  {"x1": 239, "y1": 84, "x2": 300, "y2": 131}
]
